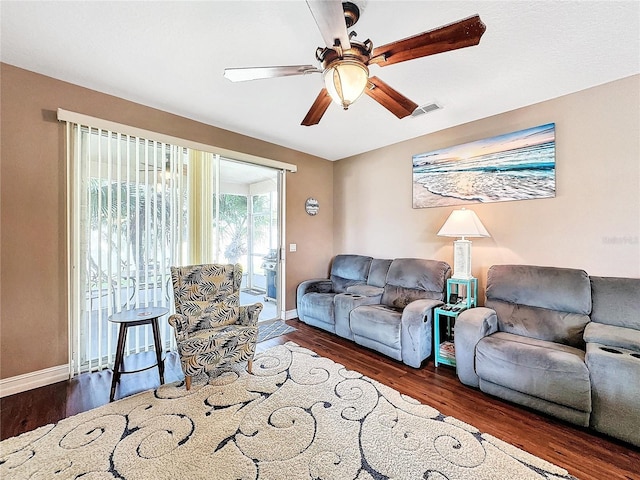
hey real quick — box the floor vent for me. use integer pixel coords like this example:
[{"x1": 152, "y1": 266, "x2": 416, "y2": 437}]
[{"x1": 411, "y1": 102, "x2": 442, "y2": 118}]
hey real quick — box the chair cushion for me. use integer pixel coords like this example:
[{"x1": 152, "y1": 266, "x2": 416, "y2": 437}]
[
  {"x1": 184, "y1": 291, "x2": 240, "y2": 330},
  {"x1": 486, "y1": 265, "x2": 591, "y2": 314},
  {"x1": 367, "y1": 259, "x2": 392, "y2": 287},
  {"x1": 486, "y1": 300, "x2": 590, "y2": 348},
  {"x1": 178, "y1": 324, "x2": 257, "y2": 368},
  {"x1": 330, "y1": 254, "x2": 372, "y2": 293},
  {"x1": 476, "y1": 332, "x2": 591, "y2": 412},
  {"x1": 350, "y1": 305, "x2": 402, "y2": 350},
  {"x1": 381, "y1": 258, "x2": 449, "y2": 308},
  {"x1": 171, "y1": 263, "x2": 241, "y2": 305},
  {"x1": 485, "y1": 265, "x2": 592, "y2": 348}
]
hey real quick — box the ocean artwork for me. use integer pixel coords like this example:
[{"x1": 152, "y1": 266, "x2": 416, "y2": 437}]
[{"x1": 412, "y1": 123, "x2": 556, "y2": 208}]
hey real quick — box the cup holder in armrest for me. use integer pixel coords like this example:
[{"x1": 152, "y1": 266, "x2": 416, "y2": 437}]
[
  {"x1": 599, "y1": 346, "x2": 623, "y2": 354},
  {"x1": 339, "y1": 293, "x2": 363, "y2": 299}
]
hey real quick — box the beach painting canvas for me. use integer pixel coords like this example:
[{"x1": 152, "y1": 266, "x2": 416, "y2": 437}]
[{"x1": 412, "y1": 123, "x2": 556, "y2": 208}]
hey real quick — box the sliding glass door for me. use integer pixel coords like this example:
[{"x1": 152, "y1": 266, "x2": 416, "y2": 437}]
[
  {"x1": 215, "y1": 159, "x2": 282, "y2": 322},
  {"x1": 68, "y1": 124, "x2": 283, "y2": 375}
]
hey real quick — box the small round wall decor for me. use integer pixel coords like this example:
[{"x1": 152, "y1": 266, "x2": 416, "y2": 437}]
[{"x1": 305, "y1": 197, "x2": 319, "y2": 216}]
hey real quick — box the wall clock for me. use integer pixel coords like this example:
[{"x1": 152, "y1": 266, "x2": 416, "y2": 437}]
[{"x1": 305, "y1": 197, "x2": 319, "y2": 216}]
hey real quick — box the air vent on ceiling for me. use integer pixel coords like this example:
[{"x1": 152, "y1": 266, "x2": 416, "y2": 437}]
[{"x1": 411, "y1": 102, "x2": 442, "y2": 118}]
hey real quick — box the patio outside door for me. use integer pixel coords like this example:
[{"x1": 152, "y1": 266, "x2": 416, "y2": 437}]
[{"x1": 217, "y1": 159, "x2": 282, "y2": 322}]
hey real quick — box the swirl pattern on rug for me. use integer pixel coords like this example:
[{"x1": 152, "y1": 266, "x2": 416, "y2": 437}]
[{"x1": 0, "y1": 342, "x2": 578, "y2": 479}]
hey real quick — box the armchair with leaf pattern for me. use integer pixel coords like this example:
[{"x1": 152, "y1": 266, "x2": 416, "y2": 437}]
[{"x1": 168, "y1": 263, "x2": 263, "y2": 390}]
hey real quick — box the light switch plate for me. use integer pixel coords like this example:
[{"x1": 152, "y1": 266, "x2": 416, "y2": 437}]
[{"x1": 289, "y1": 243, "x2": 297, "y2": 252}]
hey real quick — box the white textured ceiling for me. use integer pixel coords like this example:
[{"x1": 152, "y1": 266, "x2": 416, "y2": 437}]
[{"x1": 1, "y1": 1, "x2": 639, "y2": 161}]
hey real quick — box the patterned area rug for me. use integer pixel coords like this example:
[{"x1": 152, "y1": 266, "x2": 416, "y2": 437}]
[
  {"x1": 257, "y1": 319, "x2": 296, "y2": 342},
  {"x1": 0, "y1": 342, "x2": 577, "y2": 480}
]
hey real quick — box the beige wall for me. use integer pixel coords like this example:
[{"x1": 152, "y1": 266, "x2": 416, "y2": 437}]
[
  {"x1": 0, "y1": 63, "x2": 333, "y2": 379},
  {"x1": 2, "y1": 62, "x2": 638, "y2": 382},
  {"x1": 334, "y1": 75, "x2": 640, "y2": 301}
]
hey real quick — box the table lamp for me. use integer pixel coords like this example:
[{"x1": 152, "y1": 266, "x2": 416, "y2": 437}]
[{"x1": 437, "y1": 208, "x2": 490, "y2": 279}]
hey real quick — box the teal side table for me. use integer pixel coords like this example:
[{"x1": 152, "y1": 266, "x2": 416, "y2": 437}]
[{"x1": 434, "y1": 277, "x2": 478, "y2": 367}]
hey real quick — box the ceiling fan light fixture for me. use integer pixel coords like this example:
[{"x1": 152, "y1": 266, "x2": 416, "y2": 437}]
[{"x1": 323, "y1": 60, "x2": 369, "y2": 110}]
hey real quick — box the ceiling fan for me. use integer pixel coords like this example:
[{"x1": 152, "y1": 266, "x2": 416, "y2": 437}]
[{"x1": 223, "y1": 1, "x2": 486, "y2": 126}]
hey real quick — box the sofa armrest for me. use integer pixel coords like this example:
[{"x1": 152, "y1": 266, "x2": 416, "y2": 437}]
[
  {"x1": 454, "y1": 307, "x2": 499, "y2": 388},
  {"x1": 238, "y1": 303, "x2": 263, "y2": 327},
  {"x1": 400, "y1": 298, "x2": 444, "y2": 368},
  {"x1": 584, "y1": 322, "x2": 640, "y2": 352},
  {"x1": 297, "y1": 279, "x2": 333, "y2": 298}
]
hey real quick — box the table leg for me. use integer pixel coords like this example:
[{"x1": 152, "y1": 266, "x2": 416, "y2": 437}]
[
  {"x1": 151, "y1": 317, "x2": 165, "y2": 384},
  {"x1": 110, "y1": 323, "x2": 128, "y2": 402},
  {"x1": 434, "y1": 311, "x2": 440, "y2": 367}
]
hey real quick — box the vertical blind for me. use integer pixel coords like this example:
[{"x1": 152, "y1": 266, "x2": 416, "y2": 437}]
[
  {"x1": 67, "y1": 122, "x2": 189, "y2": 375},
  {"x1": 62, "y1": 110, "x2": 295, "y2": 376}
]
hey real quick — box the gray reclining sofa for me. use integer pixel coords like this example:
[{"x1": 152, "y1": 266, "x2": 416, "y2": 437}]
[
  {"x1": 297, "y1": 254, "x2": 451, "y2": 367},
  {"x1": 455, "y1": 264, "x2": 639, "y2": 446}
]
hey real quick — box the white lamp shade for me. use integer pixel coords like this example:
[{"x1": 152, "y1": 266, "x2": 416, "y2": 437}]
[
  {"x1": 437, "y1": 208, "x2": 490, "y2": 239},
  {"x1": 437, "y1": 208, "x2": 489, "y2": 280},
  {"x1": 323, "y1": 61, "x2": 369, "y2": 109}
]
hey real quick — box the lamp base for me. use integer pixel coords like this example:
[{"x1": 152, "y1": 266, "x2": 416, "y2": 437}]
[{"x1": 452, "y1": 239, "x2": 473, "y2": 280}]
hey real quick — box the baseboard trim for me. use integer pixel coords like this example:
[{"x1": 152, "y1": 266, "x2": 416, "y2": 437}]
[
  {"x1": 285, "y1": 309, "x2": 298, "y2": 320},
  {"x1": 0, "y1": 364, "x2": 70, "y2": 398}
]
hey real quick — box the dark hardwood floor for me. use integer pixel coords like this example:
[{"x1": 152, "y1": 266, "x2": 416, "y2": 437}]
[{"x1": 1, "y1": 319, "x2": 638, "y2": 480}]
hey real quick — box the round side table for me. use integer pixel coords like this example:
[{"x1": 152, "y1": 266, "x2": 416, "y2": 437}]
[{"x1": 108, "y1": 306, "x2": 168, "y2": 402}]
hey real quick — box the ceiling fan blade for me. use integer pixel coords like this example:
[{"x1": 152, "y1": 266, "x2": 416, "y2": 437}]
[
  {"x1": 224, "y1": 65, "x2": 321, "y2": 82},
  {"x1": 369, "y1": 15, "x2": 486, "y2": 67},
  {"x1": 365, "y1": 76, "x2": 418, "y2": 119},
  {"x1": 301, "y1": 88, "x2": 332, "y2": 126},
  {"x1": 306, "y1": 0, "x2": 351, "y2": 50}
]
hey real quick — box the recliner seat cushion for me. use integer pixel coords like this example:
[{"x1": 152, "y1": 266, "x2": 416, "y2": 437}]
[
  {"x1": 298, "y1": 292, "x2": 336, "y2": 325},
  {"x1": 475, "y1": 332, "x2": 591, "y2": 412},
  {"x1": 350, "y1": 305, "x2": 402, "y2": 350}
]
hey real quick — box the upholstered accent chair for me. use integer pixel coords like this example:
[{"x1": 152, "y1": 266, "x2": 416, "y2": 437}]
[{"x1": 168, "y1": 263, "x2": 263, "y2": 390}]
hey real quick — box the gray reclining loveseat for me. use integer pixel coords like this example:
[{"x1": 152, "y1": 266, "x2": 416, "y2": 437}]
[
  {"x1": 297, "y1": 255, "x2": 451, "y2": 367},
  {"x1": 455, "y1": 264, "x2": 639, "y2": 446}
]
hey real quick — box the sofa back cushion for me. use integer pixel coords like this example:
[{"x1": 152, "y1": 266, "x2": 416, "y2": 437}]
[
  {"x1": 381, "y1": 258, "x2": 451, "y2": 309},
  {"x1": 486, "y1": 265, "x2": 592, "y2": 348},
  {"x1": 367, "y1": 259, "x2": 393, "y2": 287},
  {"x1": 590, "y1": 276, "x2": 640, "y2": 330},
  {"x1": 330, "y1": 254, "x2": 373, "y2": 293}
]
